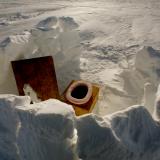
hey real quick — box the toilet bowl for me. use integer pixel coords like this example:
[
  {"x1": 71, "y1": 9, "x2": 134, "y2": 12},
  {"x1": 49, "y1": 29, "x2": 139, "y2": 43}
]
[{"x1": 65, "y1": 80, "x2": 93, "y2": 106}]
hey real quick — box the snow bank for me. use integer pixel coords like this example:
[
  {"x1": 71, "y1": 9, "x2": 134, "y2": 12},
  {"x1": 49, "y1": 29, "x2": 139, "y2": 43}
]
[
  {"x1": 109, "y1": 106, "x2": 160, "y2": 153},
  {"x1": 0, "y1": 16, "x2": 82, "y2": 94},
  {"x1": 153, "y1": 84, "x2": 160, "y2": 120},
  {"x1": 1, "y1": 95, "x2": 160, "y2": 160},
  {"x1": 17, "y1": 99, "x2": 77, "y2": 160},
  {"x1": 77, "y1": 105, "x2": 160, "y2": 160},
  {"x1": 108, "y1": 105, "x2": 160, "y2": 160},
  {"x1": 0, "y1": 94, "x2": 30, "y2": 160},
  {"x1": 0, "y1": 95, "x2": 78, "y2": 160},
  {"x1": 1, "y1": 15, "x2": 160, "y2": 116},
  {"x1": 97, "y1": 46, "x2": 160, "y2": 115},
  {"x1": 123, "y1": 46, "x2": 160, "y2": 113},
  {"x1": 76, "y1": 114, "x2": 129, "y2": 160}
]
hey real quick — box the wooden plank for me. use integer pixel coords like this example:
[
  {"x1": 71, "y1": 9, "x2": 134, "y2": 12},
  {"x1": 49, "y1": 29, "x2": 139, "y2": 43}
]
[
  {"x1": 62, "y1": 80, "x2": 100, "y2": 116},
  {"x1": 11, "y1": 56, "x2": 59, "y2": 101}
]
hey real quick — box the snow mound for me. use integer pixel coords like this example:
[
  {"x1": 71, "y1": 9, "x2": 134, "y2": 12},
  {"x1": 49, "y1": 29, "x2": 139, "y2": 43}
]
[
  {"x1": 0, "y1": 16, "x2": 81, "y2": 94},
  {"x1": 0, "y1": 95, "x2": 30, "y2": 160},
  {"x1": 36, "y1": 16, "x2": 78, "y2": 31},
  {"x1": 97, "y1": 46, "x2": 160, "y2": 115},
  {"x1": 153, "y1": 84, "x2": 160, "y2": 120},
  {"x1": 109, "y1": 106, "x2": 160, "y2": 153},
  {"x1": 126, "y1": 46, "x2": 160, "y2": 113},
  {"x1": 76, "y1": 114, "x2": 129, "y2": 160},
  {"x1": 17, "y1": 99, "x2": 77, "y2": 160},
  {"x1": 0, "y1": 95, "x2": 77, "y2": 160},
  {"x1": 76, "y1": 105, "x2": 160, "y2": 160},
  {"x1": 1, "y1": 95, "x2": 160, "y2": 160}
]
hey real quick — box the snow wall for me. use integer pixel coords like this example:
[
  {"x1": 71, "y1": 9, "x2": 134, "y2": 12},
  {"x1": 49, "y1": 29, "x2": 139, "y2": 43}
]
[{"x1": 1, "y1": 94, "x2": 160, "y2": 160}]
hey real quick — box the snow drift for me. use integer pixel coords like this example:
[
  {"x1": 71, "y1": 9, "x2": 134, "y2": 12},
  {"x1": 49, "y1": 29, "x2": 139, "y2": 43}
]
[
  {"x1": 109, "y1": 106, "x2": 160, "y2": 156},
  {"x1": 1, "y1": 16, "x2": 160, "y2": 116},
  {"x1": 0, "y1": 1, "x2": 160, "y2": 159},
  {"x1": 1, "y1": 94, "x2": 160, "y2": 160},
  {"x1": 97, "y1": 46, "x2": 160, "y2": 115},
  {"x1": 0, "y1": 94, "x2": 31, "y2": 160},
  {"x1": 17, "y1": 99, "x2": 77, "y2": 160},
  {"x1": 0, "y1": 16, "x2": 82, "y2": 94},
  {"x1": 0, "y1": 95, "x2": 77, "y2": 160}
]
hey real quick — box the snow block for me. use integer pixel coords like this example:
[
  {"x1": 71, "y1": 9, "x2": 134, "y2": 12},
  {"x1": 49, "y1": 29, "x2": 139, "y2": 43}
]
[
  {"x1": 76, "y1": 114, "x2": 129, "y2": 160},
  {"x1": 108, "y1": 105, "x2": 160, "y2": 159},
  {"x1": 0, "y1": 94, "x2": 30, "y2": 160},
  {"x1": 16, "y1": 99, "x2": 77, "y2": 160}
]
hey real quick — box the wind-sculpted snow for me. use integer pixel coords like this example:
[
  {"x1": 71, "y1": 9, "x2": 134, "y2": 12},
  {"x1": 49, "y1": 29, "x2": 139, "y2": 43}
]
[
  {"x1": 16, "y1": 99, "x2": 77, "y2": 160},
  {"x1": 109, "y1": 106, "x2": 160, "y2": 159},
  {"x1": 0, "y1": 94, "x2": 31, "y2": 160},
  {"x1": 77, "y1": 105, "x2": 160, "y2": 160},
  {"x1": 0, "y1": 96, "x2": 78, "y2": 160},
  {"x1": 1, "y1": 95, "x2": 160, "y2": 160},
  {"x1": 1, "y1": 13, "x2": 160, "y2": 115},
  {"x1": 97, "y1": 46, "x2": 160, "y2": 115},
  {"x1": 76, "y1": 114, "x2": 130, "y2": 160},
  {"x1": 0, "y1": 16, "x2": 81, "y2": 94}
]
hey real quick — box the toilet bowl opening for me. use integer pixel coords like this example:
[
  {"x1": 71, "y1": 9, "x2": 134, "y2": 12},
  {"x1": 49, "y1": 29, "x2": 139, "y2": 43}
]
[{"x1": 71, "y1": 85, "x2": 88, "y2": 99}]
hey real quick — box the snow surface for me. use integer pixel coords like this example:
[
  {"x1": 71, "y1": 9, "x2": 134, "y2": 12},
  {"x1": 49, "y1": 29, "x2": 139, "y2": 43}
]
[
  {"x1": 1, "y1": 1, "x2": 160, "y2": 159},
  {"x1": 1, "y1": 94, "x2": 160, "y2": 160},
  {"x1": 1, "y1": 0, "x2": 160, "y2": 115},
  {"x1": 0, "y1": 16, "x2": 81, "y2": 94}
]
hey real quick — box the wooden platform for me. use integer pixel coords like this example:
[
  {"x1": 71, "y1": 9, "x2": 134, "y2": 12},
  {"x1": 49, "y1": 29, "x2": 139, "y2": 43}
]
[
  {"x1": 61, "y1": 80, "x2": 100, "y2": 116},
  {"x1": 11, "y1": 56, "x2": 100, "y2": 116},
  {"x1": 11, "y1": 56, "x2": 59, "y2": 101}
]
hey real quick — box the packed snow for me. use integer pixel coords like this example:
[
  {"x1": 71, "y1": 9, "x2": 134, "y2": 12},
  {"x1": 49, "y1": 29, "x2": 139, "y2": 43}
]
[
  {"x1": 1, "y1": 94, "x2": 160, "y2": 160},
  {"x1": 1, "y1": 0, "x2": 160, "y2": 115},
  {"x1": 1, "y1": 0, "x2": 160, "y2": 159}
]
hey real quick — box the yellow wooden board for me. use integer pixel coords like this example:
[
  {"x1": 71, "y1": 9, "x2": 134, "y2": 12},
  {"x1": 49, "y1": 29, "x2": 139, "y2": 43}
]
[{"x1": 61, "y1": 80, "x2": 100, "y2": 116}]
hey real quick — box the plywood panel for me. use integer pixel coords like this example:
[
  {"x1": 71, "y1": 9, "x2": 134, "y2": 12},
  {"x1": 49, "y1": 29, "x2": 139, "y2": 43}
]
[{"x1": 11, "y1": 56, "x2": 59, "y2": 101}]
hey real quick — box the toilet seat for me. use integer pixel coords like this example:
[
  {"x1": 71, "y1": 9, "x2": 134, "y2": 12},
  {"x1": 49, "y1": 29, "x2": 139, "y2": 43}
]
[{"x1": 65, "y1": 80, "x2": 93, "y2": 106}]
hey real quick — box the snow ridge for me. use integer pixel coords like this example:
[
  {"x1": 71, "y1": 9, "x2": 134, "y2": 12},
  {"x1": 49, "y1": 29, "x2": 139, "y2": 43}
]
[
  {"x1": 0, "y1": 16, "x2": 81, "y2": 94},
  {"x1": 1, "y1": 95, "x2": 160, "y2": 160}
]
